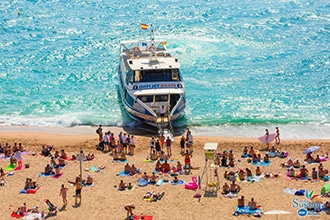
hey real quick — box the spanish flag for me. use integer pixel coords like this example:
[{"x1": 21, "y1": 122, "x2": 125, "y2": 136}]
[{"x1": 141, "y1": 23, "x2": 148, "y2": 30}]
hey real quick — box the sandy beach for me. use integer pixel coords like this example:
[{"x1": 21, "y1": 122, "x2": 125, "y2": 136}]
[{"x1": 0, "y1": 126, "x2": 330, "y2": 220}]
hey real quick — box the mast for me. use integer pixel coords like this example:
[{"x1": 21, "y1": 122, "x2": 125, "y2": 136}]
[{"x1": 150, "y1": 24, "x2": 155, "y2": 47}]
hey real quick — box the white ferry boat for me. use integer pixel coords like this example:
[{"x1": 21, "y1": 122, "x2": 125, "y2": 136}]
[{"x1": 118, "y1": 24, "x2": 186, "y2": 134}]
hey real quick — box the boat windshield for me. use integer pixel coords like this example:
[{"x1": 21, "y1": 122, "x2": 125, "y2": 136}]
[{"x1": 133, "y1": 69, "x2": 180, "y2": 83}]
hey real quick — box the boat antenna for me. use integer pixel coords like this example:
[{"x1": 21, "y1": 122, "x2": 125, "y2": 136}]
[{"x1": 150, "y1": 24, "x2": 154, "y2": 47}]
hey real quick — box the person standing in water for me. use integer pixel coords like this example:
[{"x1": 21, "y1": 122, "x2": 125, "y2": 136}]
[{"x1": 275, "y1": 127, "x2": 280, "y2": 144}]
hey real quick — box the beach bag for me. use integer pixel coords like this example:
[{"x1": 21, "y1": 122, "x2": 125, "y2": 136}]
[
  {"x1": 295, "y1": 190, "x2": 305, "y2": 196},
  {"x1": 324, "y1": 176, "x2": 329, "y2": 181},
  {"x1": 96, "y1": 129, "x2": 99, "y2": 134}
]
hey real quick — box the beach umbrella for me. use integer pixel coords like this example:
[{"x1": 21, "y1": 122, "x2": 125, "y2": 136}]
[
  {"x1": 264, "y1": 210, "x2": 290, "y2": 220},
  {"x1": 303, "y1": 146, "x2": 320, "y2": 154},
  {"x1": 321, "y1": 183, "x2": 330, "y2": 195}
]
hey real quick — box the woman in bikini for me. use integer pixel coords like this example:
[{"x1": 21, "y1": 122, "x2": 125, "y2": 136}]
[{"x1": 59, "y1": 184, "x2": 68, "y2": 206}]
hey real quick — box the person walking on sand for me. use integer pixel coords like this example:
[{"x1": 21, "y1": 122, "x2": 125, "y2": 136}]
[
  {"x1": 275, "y1": 127, "x2": 280, "y2": 144},
  {"x1": 68, "y1": 178, "x2": 82, "y2": 204},
  {"x1": 96, "y1": 125, "x2": 103, "y2": 143},
  {"x1": 166, "y1": 136, "x2": 172, "y2": 156},
  {"x1": 265, "y1": 129, "x2": 270, "y2": 148},
  {"x1": 59, "y1": 184, "x2": 68, "y2": 206}
]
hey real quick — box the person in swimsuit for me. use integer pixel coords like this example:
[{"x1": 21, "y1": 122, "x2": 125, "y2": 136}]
[
  {"x1": 275, "y1": 127, "x2": 280, "y2": 144},
  {"x1": 124, "y1": 203, "x2": 135, "y2": 217},
  {"x1": 68, "y1": 178, "x2": 82, "y2": 204},
  {"x1": 59, "y1": 184, "x2": 68, "y2": 206},
  {"x1": 183, "y1": 150, "x2": 192, "y2": 168}
]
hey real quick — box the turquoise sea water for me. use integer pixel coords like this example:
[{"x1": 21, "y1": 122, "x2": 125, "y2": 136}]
[{"x1": 0, "y1": 0, "x2": 329, "y2": 139}]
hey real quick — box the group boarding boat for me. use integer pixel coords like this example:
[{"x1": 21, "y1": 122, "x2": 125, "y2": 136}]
[{"x1": 118, "y1": 24, "x2": 186, "y2": 136}]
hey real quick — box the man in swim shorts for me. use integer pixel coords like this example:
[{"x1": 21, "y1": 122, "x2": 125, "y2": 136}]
[{"x1": 68, "y1": 178, "x2": 82, "y2": 204}]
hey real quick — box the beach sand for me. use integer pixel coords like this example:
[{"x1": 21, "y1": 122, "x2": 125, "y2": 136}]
[{"x1": 0, "y1": 126, "x2": 329, "y2": 220}]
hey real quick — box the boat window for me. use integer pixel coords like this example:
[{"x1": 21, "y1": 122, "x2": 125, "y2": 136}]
[
  {"x1": 172, "y1": 69, "x2": 179, "y2": 81},
  {"x1": 137, "y1": 95, "x2": 153, "y2": 103},
  {"x1": 126, "y1": 70, "x2": 134, "y2": 83},
  {"x1": 155, "y1": 95, "x2": 168, "y2": 102},
  {"x1": 136, "y1": 69, "x2": 180, "y2": 82},
  {"x1": 134, "y1": 70, "x2": 141, "y2": 82}
]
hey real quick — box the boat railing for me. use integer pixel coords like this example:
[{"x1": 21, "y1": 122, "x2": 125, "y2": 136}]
[
  {"x1": 134, "y1": 98, "x2": 157, "y2": 118},
  {"x1": 170, "y1": 95, "x2": 184, "y2": 117}
]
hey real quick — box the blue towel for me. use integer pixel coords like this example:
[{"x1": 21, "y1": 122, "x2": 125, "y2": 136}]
[
  {"x1": 235, "y1": 206, "x2": 261, "y2": 214},
  {"x1": 138, "y1": 178, "x2": 149, "y2": 186},
  {"x1": 252, "y1": 160, "x2": 271, "y2": 166},
  {"x1": 170, "y1": 179, "x2": 184, "y2": 185},
  {"x1": 117, "y1": 170, "x2": 130, "y2": 177},
  {"x1": 39, "y1": 172, "x2": 55, "y2": 177}
]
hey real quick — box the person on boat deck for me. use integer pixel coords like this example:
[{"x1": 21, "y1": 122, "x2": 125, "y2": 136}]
[
  {"x1": 222, "y1": 182, "x2": 230, "y2": 194},
  {"x1": 160, "y1": 105, "x2": 166, "y2": 121},
  {"x1": 248, "y1": 198, "x2": 257, "y2": 210}
]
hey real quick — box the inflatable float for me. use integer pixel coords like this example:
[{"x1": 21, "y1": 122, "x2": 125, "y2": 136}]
[{"x1": 184, "y1": 176, "x2": 198, "y2": 190}]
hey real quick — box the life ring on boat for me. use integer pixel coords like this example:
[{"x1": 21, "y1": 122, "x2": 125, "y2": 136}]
[
  {"x1": 133, "y1": 46, "x2": 140, "y2": 51},
  {"x1": 149, "y1": 45, "x2": 155, "y2": 51}
]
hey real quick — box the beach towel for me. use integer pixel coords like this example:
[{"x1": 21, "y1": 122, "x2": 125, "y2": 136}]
[
  {"x1": 58, "y1": 164, "x2": 67, "y2": 169},
  {"x1": 52, "y1": 173, "x2": 63, "y2": 178},
  {"x1": 236, "y1": 175, "x2": 262, "y2": 183},
  {"x1": 126, "y1": 185, "x2": 136, "y2": 191},
  {"x1": 251, "y1": 160, "x2": 271, "y2": 166},
  {"x1": 235, "y1": 206, "x2": 261, "y2": 215},
  {"x1": 169, "y1": 180, "x2": 184, "y2": 185},
  {"x1": 4, "y1": 164, "x2": 16, "y2": 171},
  {"x1": 117, "y1": 170, "x2": 131, "y2": 177},
  {"x1": 22, "y1": 213, "x2": 43, "y2": 220},
  {"x1": 10, "y1": 211, "x2": 27, "y2": 219},
  {"x1": 155, "y1": 179, "x2": 167, "y2": 186},
  {"x1": 138, "y1": 178, "x2": 150, "y2": 187},
  {"x1": 87, "y1": 166, "x2": 106, "y2": 173},
  {"x1": 14, "y1": 164, "x2": 25, "y2": 171},
  {"x1": 39, "y1": 171, "x2": 55, "y2": 177},
  {"x1": 82, "y1": 182, "x2": 94, "y2": 187},
  {"x1": 134, "y1": 215, "x2": 153, "y2": 220},
  {"x1": 283, "y1": 187, "x2": 297, "y2": 195},
  {"x1": 20, "y1": 185, "x2": 40, "y2": 194},
  {"x1": 241, "y1": 153, "x2": 249, "y2": 158},
  {"x1": 285, "y1": 175, "x2": 308, "y2": 181},
  {"x1": 111, "y1": 159, "x2": 128, "y2": 163},
  {"x1": 223, "y1": 192, "x2": 238, "y2": 198}
]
